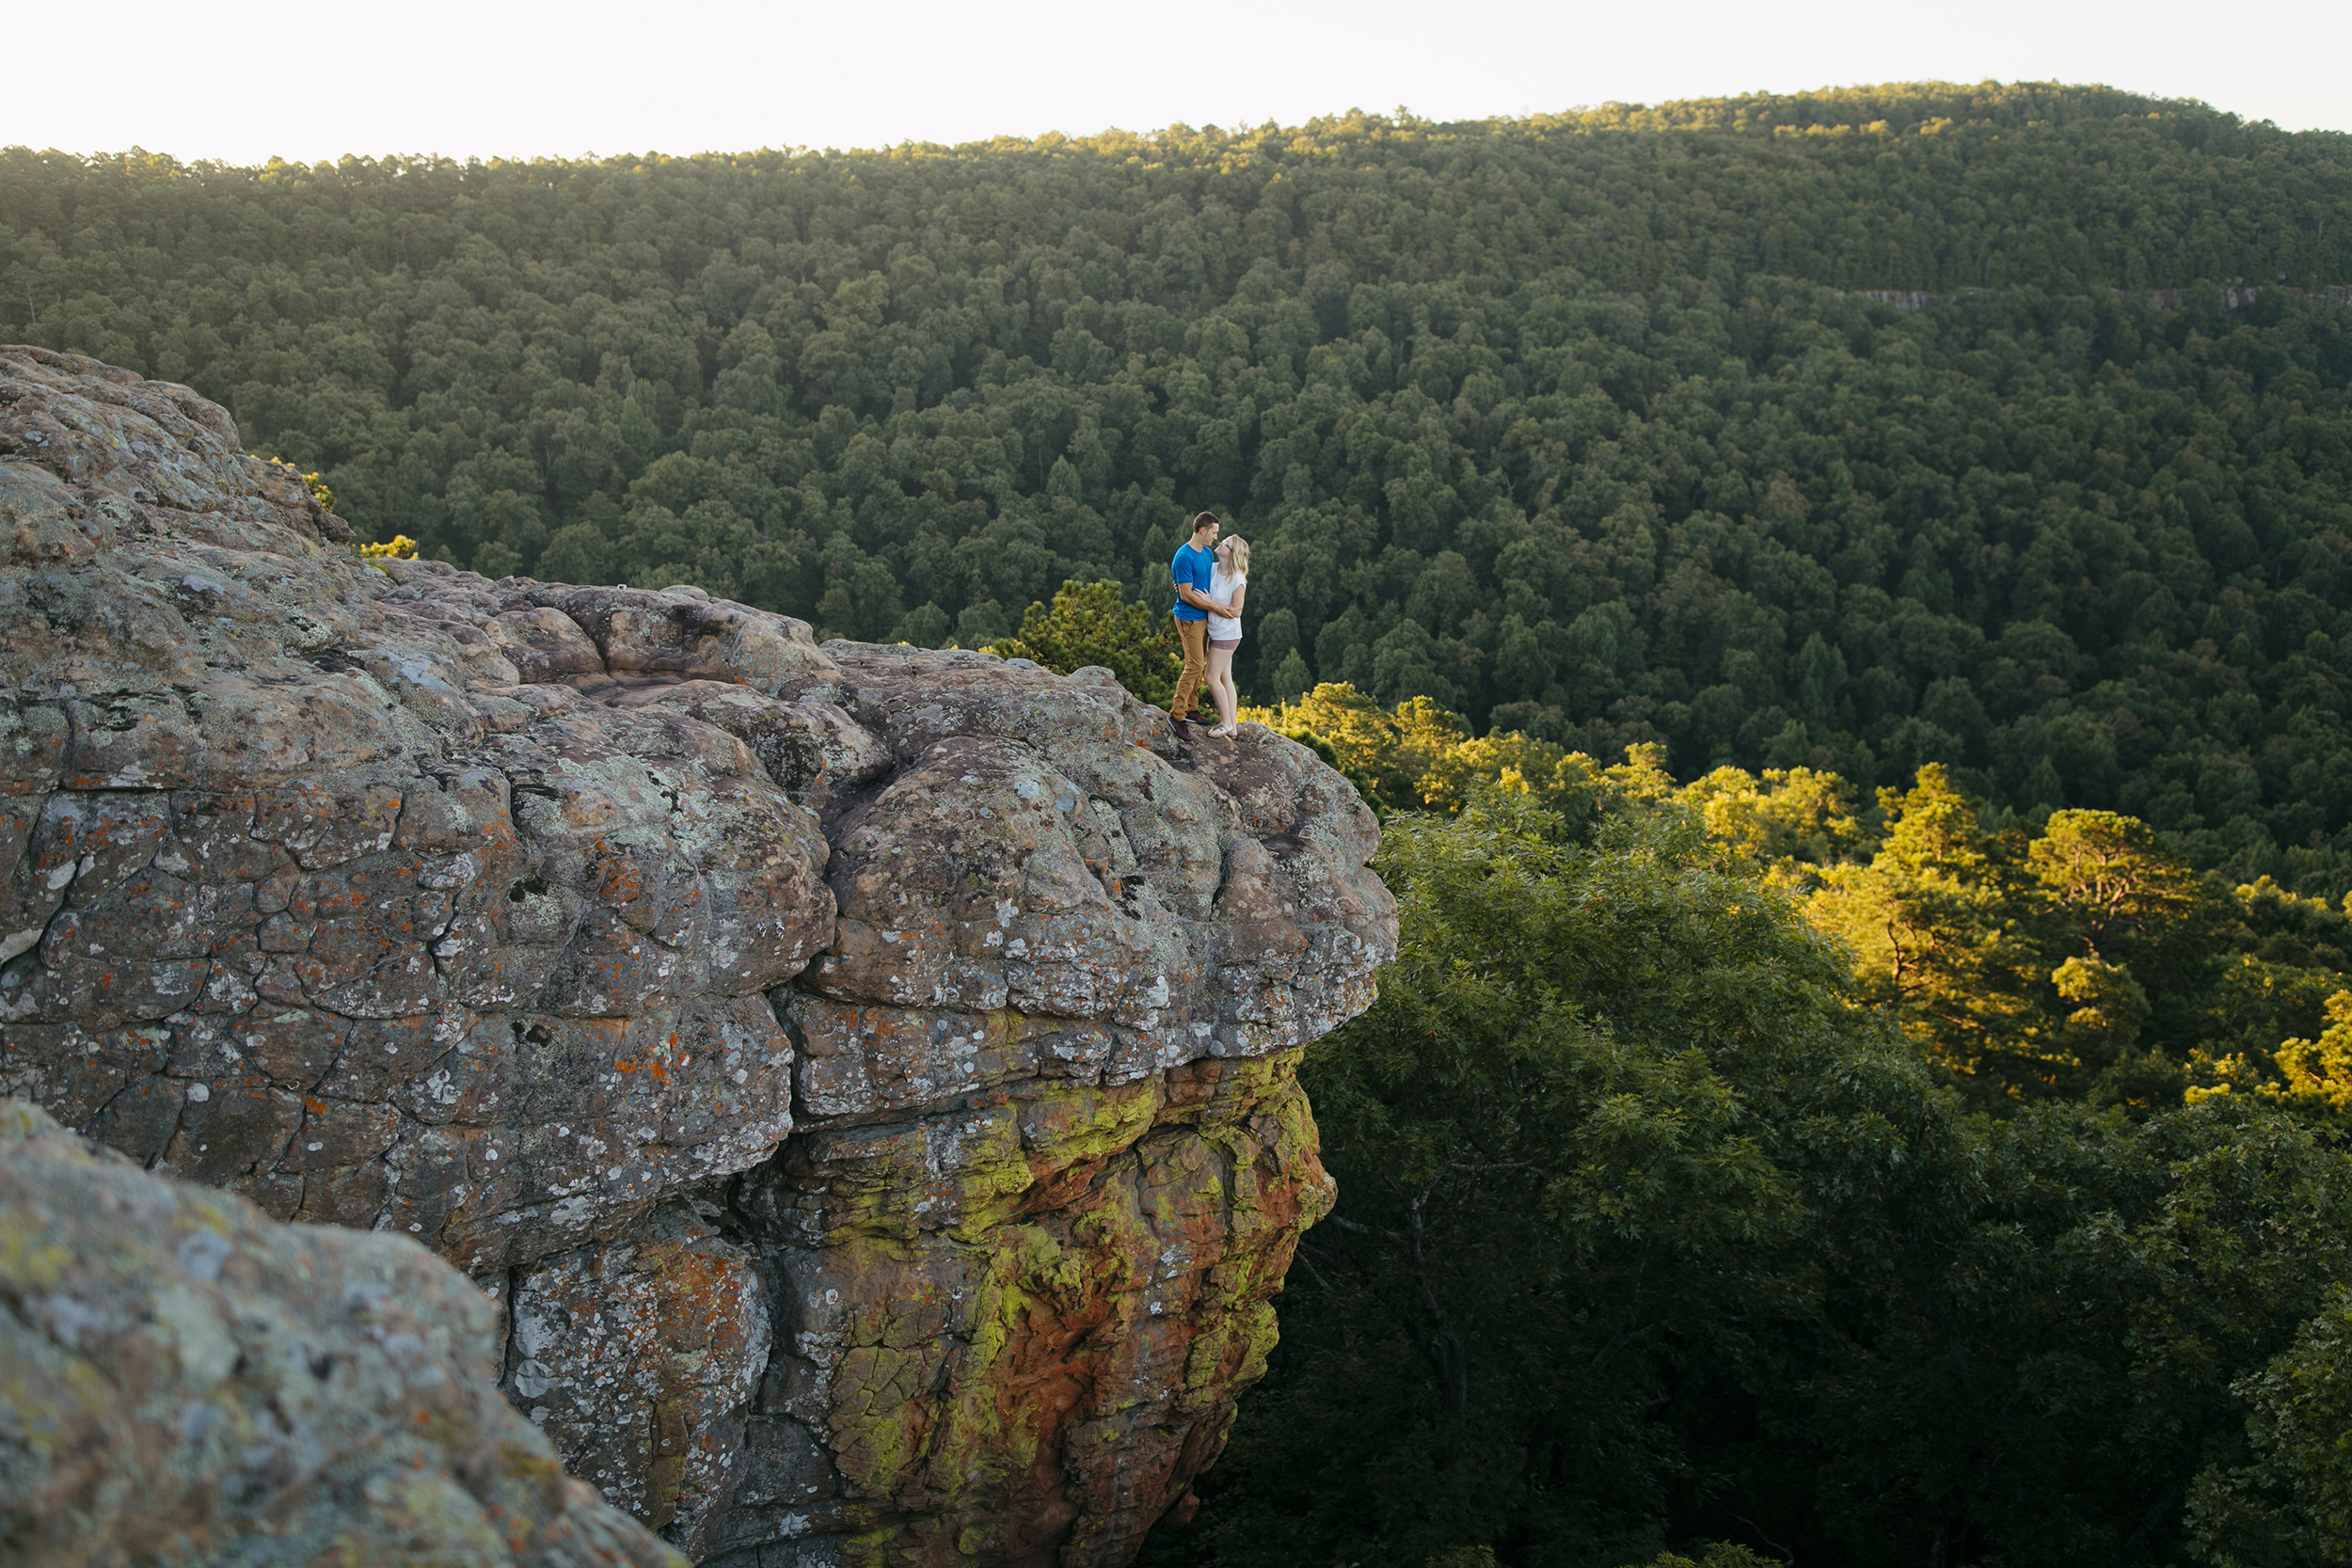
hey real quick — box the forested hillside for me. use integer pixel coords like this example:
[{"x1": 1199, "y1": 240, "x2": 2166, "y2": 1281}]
[
  {"x1": 1137, "y1": 774, "x2": 2352, "y2": 1568},
  {"x1": 7, "y1": 81, "x2": 2352, "y2": 895}
]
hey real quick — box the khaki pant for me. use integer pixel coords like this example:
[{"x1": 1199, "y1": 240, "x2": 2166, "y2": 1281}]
[{"x1": 1171, "y1": 617, "x2": 1209, "y2": 720}]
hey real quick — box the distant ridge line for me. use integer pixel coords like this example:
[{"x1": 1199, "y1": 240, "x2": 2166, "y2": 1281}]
[{"x1": 1849, "y1": 285, "x2": 2352, "y2": 314}]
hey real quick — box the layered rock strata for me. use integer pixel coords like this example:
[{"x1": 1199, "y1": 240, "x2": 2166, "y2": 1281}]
[
  {"x1": 0, "y1": 344, "x2": 1395, "y2": 1565},
  {"x1": 0, "y1": 1098, "x2": 686, "y2": 1565}
]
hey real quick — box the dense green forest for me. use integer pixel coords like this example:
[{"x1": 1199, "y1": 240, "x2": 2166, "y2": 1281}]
[
  {"x1": 7, "y1": 80, "x2": 2352, "y2": 892},
  {"x1": 1123, "y1": 691, "x2": 2352, "y2": 1568},
  {"x1": 1139, "y1": 773, "x2": 2352, "y2": 1568}
]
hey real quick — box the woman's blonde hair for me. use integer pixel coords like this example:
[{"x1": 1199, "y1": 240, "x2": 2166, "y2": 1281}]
[{"x1": 1223, "y1": 535, "x2": 1250, "y2": 576}]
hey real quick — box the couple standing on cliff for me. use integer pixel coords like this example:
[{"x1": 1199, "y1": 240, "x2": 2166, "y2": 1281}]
[{"x1": 1167, "y1": 511, "x2": 1250, "y2": 740}]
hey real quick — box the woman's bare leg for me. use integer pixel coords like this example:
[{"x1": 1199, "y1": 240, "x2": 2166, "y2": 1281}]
[{"x1": 1207, "y1": 646, "x2": 1238, "y2": 734}]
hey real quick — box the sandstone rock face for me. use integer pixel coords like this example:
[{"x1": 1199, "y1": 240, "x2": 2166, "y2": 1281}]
[
  {"x1": 0, "y1": 344, "x2": 1396, "y2": 1566},
  {"x1": 0, "y1": 1097, "x2": 685, "y2": 1566}
]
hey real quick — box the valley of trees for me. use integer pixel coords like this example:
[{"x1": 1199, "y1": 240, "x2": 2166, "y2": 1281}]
[
  {"x1": 1139, "y1": 767, "x2": 2352, "y2": 1568},
  {"x1": 1121, "y1": 684, "x2": 2352, "y2": 1568},
  {"x1": 10, "y1": 77, "x2": 2352, "y2": 1568}
]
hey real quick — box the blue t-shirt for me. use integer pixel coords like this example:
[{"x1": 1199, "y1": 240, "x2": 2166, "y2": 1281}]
[{"x1": 1171, "y1": 543, "x2": 1216, "y2": 622}]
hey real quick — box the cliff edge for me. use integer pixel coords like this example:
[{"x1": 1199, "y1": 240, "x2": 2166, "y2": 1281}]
[{"x1": 0, "y1": 345, "x2": 1397, "y2": 1566}]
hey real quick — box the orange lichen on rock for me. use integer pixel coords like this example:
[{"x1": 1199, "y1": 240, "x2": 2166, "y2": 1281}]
[{"x1": 717, "y1": 1051, "x2": 1332, "y2": 1568}]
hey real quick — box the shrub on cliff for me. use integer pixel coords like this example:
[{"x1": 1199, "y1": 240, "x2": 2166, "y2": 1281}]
[{"x1": 982, "y1": 578, "x2": 1182, "y2": 705}]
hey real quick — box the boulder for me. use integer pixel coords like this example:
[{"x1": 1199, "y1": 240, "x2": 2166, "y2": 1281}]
[
  {"x1": 0, "y1": 343, "x2": 1396, "y2": 1565},
  {"x1": 0, "y1": 1096, "x2": 684, "y2": 1567}
]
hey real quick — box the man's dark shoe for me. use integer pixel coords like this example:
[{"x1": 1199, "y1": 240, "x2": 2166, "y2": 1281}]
[{"x1": 1170, "y1": 719, "x2": 1197, "y2": 739}]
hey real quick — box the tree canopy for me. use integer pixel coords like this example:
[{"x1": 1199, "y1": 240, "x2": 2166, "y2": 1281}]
[
  {"x1": 1252, "y1": 681, "x2": 2352, "y2": 1110},
  {"x1": 1139, "y1": 772, "x2": 2352, "y2": 1568}
]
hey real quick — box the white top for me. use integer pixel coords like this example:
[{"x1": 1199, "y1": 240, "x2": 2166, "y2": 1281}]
[{"x1": 1207, "y1": 567, "x2": 1246, "y2": 641}]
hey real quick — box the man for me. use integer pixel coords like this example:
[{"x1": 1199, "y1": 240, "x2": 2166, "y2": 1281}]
[{"x1": 1168, "y1": 511, "x2": 1221, "y2": 736}]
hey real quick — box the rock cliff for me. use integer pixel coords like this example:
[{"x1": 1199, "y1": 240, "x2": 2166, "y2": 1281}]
[{"x1": 0, "y1": 344, "x2": 1396, "y2": 1565}]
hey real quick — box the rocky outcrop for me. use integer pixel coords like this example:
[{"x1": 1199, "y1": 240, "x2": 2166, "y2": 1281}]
[
  {"x1": 0, "y1": 1097, "x2": 684, "y2": 1566},
  {"x1": 0, "y1": 344, "x2": 1396, "y2": 1566}
]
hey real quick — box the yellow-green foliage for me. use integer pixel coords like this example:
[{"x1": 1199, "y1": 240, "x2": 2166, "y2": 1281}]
[
  {"x1": 1251, "y1": 685, "x2": 1859, "y2": 888},
  {"x1": 1245, "y1": 684, "x2": 1605, "y2": 820},
  {"x1": 1622, "y1": 1546, "x2": 1782, "y2": 1568},
  {"x1": 2195, "y1": 990, "x2": 2352, "y2": 1115},
  {"x1": 1267, "y1": 691, "x2": 2352, "y2": 1112},
  {"x1": 262, "y1": 455, "x2": 335, "y2": 514},
  {"x1": 1145, "y1": 747, "x2": 2352, "y2": 1568},
  {"x1": 357, "y1": 533, "x2": 418, "y2": 565},
  {"x1": 2274, "y1": 992, "x2": 2352, "y2": 1110},
  {"x1": 1678, "y1": 765, "x2": 1864, "y2": 890}
]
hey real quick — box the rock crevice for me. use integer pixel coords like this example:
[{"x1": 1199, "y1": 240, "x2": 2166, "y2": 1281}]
[{"x1": 0, "y1": 343, "x2": 1396, "y2": 1566}]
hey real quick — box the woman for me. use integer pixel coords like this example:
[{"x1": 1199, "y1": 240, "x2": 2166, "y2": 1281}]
[{"x1": 1203, "y1": 534, "x2": 1249, "y2": 737}]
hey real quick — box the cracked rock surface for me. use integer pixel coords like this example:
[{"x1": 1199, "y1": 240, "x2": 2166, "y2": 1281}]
[{"x1": 0, "y1": 344, "x2": 1396, "y2": 1566}]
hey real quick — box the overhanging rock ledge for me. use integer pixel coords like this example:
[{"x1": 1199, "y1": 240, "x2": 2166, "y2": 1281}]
[{"x1": 0, "y1": 344, "x2": 1398, "y2": 1566}]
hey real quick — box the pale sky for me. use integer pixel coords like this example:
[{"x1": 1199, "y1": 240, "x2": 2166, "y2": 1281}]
[{"x1": 9, "y1": 0, "x2": 2347, "y2": 165}]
